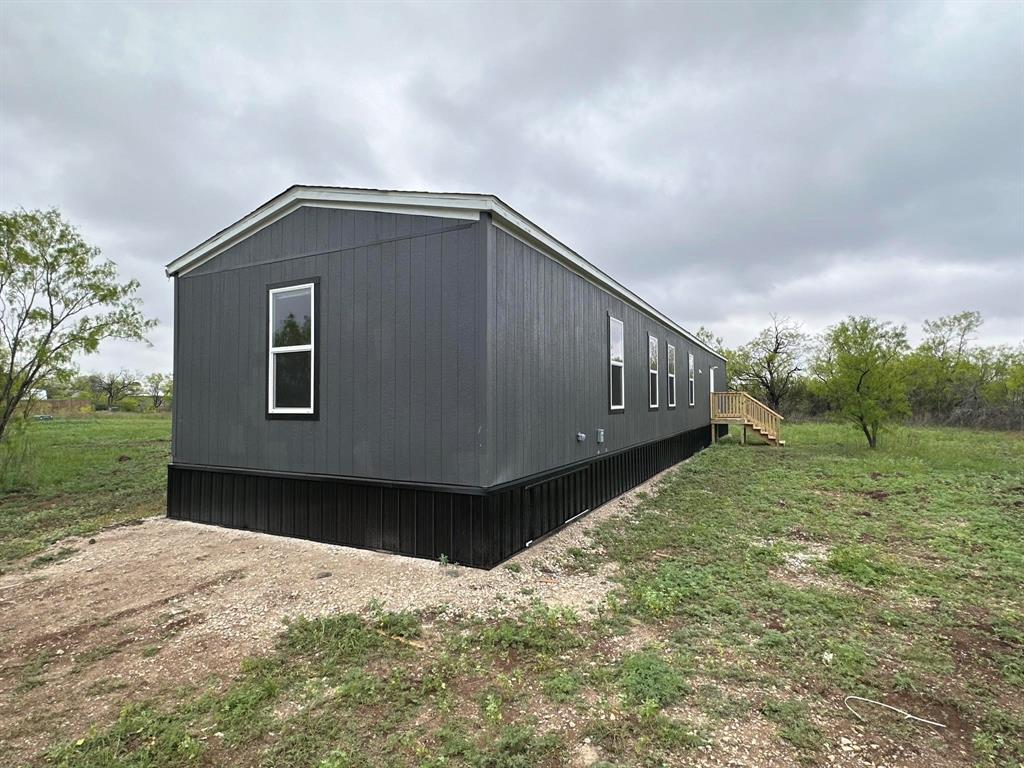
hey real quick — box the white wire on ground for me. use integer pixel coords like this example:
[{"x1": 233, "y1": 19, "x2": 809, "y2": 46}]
[{"x1": 843, "y1": 696, "x2": 947, "y2": 729}]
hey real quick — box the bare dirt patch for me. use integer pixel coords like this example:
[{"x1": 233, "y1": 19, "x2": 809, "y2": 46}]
[
  {"x1": 768, "y1": 540, "x2": 851, "y2": 593},
  {"x1": 0, "y1": 467, "x2": 673, "y2": 762}
]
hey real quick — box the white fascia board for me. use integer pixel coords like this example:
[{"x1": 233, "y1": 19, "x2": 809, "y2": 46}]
[{"x1": 165, "y1": 187, "x2": 486, "y2": 278}]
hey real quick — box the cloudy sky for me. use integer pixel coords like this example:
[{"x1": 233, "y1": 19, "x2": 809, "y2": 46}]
[{"x1": 2, "y1": 1, "x2": 1022, "y2": 374}]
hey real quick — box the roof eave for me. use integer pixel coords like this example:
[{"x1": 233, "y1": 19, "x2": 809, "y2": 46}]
[{"x1": 166, "y1": 186, "x2": 725, "y2": 361}]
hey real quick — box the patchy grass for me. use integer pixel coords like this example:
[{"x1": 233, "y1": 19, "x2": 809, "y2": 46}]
[
  {"x1": 0, "y1": 413, "x2": 170, "y2": 564},
  {"x1": 18, "y1": 421, "x2": 1024, "y2": 766},
  {"x1": 617, "y1": 650, "x2": 690, "y2": 707},
  {"x1": 593, "y1": 422, "x2": 1024, "y2": 765}
]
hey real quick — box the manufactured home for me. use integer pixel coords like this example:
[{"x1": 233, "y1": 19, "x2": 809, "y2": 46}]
[{"x1": 166, "y1": 186, "x2": 741, "y2": 568}]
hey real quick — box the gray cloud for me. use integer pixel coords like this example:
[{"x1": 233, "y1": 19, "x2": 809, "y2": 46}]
[{"x1": 1, "y1": 0, "x2": 1021, "y2": 378}]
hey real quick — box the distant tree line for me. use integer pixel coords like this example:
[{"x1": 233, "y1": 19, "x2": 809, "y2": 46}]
[
  {"x1": 42, "y1": 370, "x2": 173, "y2": 412},
  {"x1": 698, "y1": 311, "x2": 1023, "y2": 447}
]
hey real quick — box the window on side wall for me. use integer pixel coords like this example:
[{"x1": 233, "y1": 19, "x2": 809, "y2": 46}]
[
  {"x1": 609, "y1": 316, "x2": 625, "y2": 412},
  {"x1": 648, "y1": 333, "x2": 659, "y2": 409},
  {"x1": 688, "y1": 352, "x2": 695, "y2": 407},
  {"x1": 268, "y1": 281, "x2": 317, "y2": 417},
  {"x1": 667, "y1": 343, "x2": 676, "y2": 408}
]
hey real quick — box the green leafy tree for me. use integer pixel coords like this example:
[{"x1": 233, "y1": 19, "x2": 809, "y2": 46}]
[
  {"x1": 904, "y1": 310, "x2": 982, "y2": 418},
  {"x1": 0, "y1": 209, "x2": 155, "y2": 439},
  {"x1": 811, "y1": 316, "x2": 910, "y2": 448},
  {"x1": 144, "y1": 372, "x2": 173, "y2": 410},
  {"x1": 88, "y1": 369, "x2": 141, "y2": 409},
  {"x1": 694, "y1": 326, "x2": 726, "y2": 356}
]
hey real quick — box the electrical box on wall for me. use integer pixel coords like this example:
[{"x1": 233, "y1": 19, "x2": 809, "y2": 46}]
[{"x1": 596, "y1": 428, "x2": 605, "y2": 444}]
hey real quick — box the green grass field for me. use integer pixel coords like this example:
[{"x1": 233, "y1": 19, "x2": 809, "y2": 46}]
[
  {"x1": 0, "y1": 414, "x2": 170, "y2": 565},
  {"x1": 4, "y1": 417, "x2": 1022, "y2": 766}
]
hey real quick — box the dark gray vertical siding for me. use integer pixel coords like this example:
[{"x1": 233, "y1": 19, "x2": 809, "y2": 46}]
[
  {"x1": 484, "y1": 225, "x2": 725, "y2": 487},
  {"x1": 173, "y1": 207, "x2": 486, "y2": 487},
  {"x1": 174, "y1": 203, "x2": 723, "y2": 493}
]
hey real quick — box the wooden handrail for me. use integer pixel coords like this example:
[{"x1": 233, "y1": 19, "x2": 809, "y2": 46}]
[{"x1": 710, "y1": 391, "x2": 784, "y2": 442}]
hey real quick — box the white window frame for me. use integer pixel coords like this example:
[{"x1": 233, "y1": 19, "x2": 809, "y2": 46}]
[
  {"x1": 268, "y1": 283, "x2": 315, "y2": 415},
  {"x1": 648, "y1": 333, "x2": 659, "y2": 409},
  {"x1": 609, "y1": 315, "x2": 625, "y2": 412},
  {"x1": 667, "y1": 343, "x2": 676, "y2": 408},
  {"x1": 688, "y1": 352, "x2": 695, "y2": 407}
]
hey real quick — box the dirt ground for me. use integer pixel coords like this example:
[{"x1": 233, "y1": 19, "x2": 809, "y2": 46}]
[{"x1": 0, "y1": 469, "x2": 644, "y2": 763}]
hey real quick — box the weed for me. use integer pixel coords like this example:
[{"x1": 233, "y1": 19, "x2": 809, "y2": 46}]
[
  {"x1": 825, "y1": 545, "x2": 901, "y2": 587},
  {"x1": 617, "y1": 650, "x2": 690, "y2": 708},
  {"x1": 367, "y1": 600, "x2": 421, "y2": 640},
  {"x1": 475, "y1": 723, "x2": 562, "y2": 768},
  {"x1": 16, "y1": 649, "x2": 53, "y2": 693},
  {"x1": 478, "y1": 605, "x2": 583, "y2": 655},
  {"x1": 541, "y1": 670, "x2": 582, "y2": 703},
  {"x1": 46, "y1": 703, "x2": 203, "y2": 767},
  {"x1": 282, "y1": 614, "x2": 385, "y2": 667},
  {"x1": 760, "y1": 698, "x2": 822, "y2": 750}
]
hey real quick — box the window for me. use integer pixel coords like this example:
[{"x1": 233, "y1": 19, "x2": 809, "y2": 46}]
[
  {"x1": 667, "y1": 344, "x2": 677, "y2": 408},
  {"x1": 648, "y1": 334, "x2": 659, "y2": 409},
  {"x1": 688, "y1": 352, "x2": 695, "y2": 407},
  {"x1": 268, "y1": 281, "x2": 316, "y2": 416},
  {"x1": 609, "y1": 316, "x2": 624, "y2": 411}
]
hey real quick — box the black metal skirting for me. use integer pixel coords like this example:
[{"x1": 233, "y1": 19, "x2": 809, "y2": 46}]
[{"x1": 167, "y1": 426, "x2": 713, "y2": 569}]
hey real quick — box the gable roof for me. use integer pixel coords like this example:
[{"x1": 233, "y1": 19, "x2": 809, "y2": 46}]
[{"x1": 167, "y1": 185, "x2": 724, "y2": 361}]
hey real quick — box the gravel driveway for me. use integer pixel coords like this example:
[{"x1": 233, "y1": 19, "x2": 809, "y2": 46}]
[{"x1": 0, "y1": 469, "x2": 665, "y2": 761}]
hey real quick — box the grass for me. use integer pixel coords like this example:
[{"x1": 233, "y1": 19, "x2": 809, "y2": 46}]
[
  {"x1": 0, "y1": 413, "x2": 170, "y2": 564},
  {"x1": 6, "y1": 416, "x2": 1023, "y2": 766}
]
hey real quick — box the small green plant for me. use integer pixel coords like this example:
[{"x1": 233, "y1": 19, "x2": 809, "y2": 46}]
[
  {"x1": 317, "y1": 749, "x2": 362, "y2": 768},
  {"x1": 30, "y1": 546, "x2": 77, "y2": 569},
  {"x1": 760, "y1": 698, "x2": 822, "y2": 750},
  {"x1": 281, "y1": 614, "x2": 384, "y2": 667},
  {"x1": 479, "y1": 723, "x2": 562, "y2": 767},
  {"x1": 438, "y1": 553, "x2": 450, "y2": 567},
  {"x1": 479, "y1": 605, "x2": 583, "y2": 655},
  {"x1": 367, "y1": 600, "x2": 421, "y2": 639},
  {"x1": 482, "y1": 692, "x2": 503, "y2": 723},
  {"x1": 618, "y1": 650, "x2": 690, "y2": 708},
  {"x1": 541, "y1": 670, "x2": 582, "y2": 703},
  {"x1": 825, "y1": 545, "x2": 900, "y2": 586},
  {"x1": 15, "y1": 649, "x2": 53, "y2": 693}
]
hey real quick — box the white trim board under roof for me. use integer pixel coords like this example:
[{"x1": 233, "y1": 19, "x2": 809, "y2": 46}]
[{"x1": 166, "y1": 185, "x2": 725, "y2": 361}]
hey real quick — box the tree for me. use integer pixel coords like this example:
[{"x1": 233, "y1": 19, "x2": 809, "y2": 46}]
[
  {"x1": 694, "y1": 326, "x2": 726, "y2": 356},
  {"x1": 144, "y1": 372, "x2": 172, "y2": 410},
  {"x1": 811, "y1": 316, "x2": 909, "y2": 448},
  {"x1": 88, "y1": 370, "x2": 141, "y2": 409},
  {"x1": 729, "y1": 314, "x2": 807, "y2": 412},
  {"x1": 0, "y1": 209, "x2": 155, "y2": 440},
  {"x1": 920, "y1": 310, "x2": 982, "y2": 363}
]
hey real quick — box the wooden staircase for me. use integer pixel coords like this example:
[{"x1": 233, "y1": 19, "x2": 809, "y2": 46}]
[{"x1": 711, "y1": 391, "x2": 786, "y2": 446}]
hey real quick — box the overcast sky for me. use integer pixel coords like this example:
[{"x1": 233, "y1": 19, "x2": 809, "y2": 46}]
[{"x1": 2, "y1": 1, "x2": 1022, "y2": 375}]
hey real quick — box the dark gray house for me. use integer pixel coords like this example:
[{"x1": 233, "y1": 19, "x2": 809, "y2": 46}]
[{"x1": 166, "y1": 186, "x2": 728, "y2": 568}]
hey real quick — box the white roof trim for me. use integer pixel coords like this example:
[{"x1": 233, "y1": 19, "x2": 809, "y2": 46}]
[{"x1": 167, "y1": 186, "x2": 724, "y2": 361}]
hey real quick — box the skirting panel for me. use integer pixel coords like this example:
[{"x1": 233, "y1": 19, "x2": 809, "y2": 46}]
[{"x1": 167, "y1": 426, "x2": 712, "y2": 569}]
